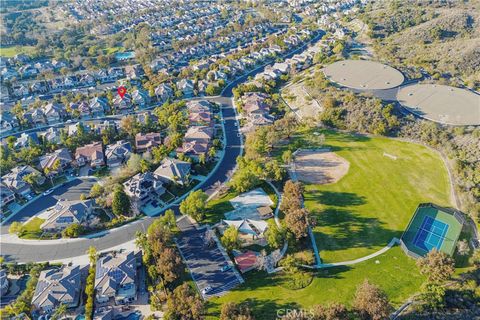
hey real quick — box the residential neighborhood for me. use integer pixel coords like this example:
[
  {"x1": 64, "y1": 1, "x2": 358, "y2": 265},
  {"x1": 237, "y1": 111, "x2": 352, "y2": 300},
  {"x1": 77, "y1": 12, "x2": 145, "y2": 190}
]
[{"x1": 2, "y1": 0, "x2": 479, "y2": 319}]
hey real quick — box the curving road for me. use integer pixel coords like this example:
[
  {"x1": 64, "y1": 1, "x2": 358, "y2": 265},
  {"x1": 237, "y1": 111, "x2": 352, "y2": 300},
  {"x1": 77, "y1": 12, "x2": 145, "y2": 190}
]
[{"x1": 0, "y1": 31, "x2": 324, "y2": 263}]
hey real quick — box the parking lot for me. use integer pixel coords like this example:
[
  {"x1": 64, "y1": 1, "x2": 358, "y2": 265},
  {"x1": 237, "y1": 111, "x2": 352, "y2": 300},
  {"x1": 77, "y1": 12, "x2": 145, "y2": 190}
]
[{"x1": 175, "y1": 217, "x2": 243, "y2": 299}]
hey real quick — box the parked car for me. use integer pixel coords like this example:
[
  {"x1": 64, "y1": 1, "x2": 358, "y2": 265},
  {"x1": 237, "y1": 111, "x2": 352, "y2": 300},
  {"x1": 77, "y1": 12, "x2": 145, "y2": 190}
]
[
  {"x1": 43, "y1": 188, "x2": 54, "y2": 196},
  {"x1": 202, "y1": 285, "x2": 213, "y2": 295},
  {"x1": 221, "y1": 264, "x2": 232, "y2": 272}
]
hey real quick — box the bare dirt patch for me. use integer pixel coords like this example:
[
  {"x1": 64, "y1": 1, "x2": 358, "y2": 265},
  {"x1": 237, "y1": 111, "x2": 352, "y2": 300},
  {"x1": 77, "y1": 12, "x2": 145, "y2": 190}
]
[
  {"x1": 282, "y1": 82, "x2": 323, "y2": 119},
  {"x1": 291, "y1": 149, "x2": 350, "y2": 185}
]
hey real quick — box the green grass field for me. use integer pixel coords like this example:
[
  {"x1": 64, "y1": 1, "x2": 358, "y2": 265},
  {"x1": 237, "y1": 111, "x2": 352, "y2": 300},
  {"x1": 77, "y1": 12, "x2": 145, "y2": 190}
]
[
  {"x1": 0, "y1": 46, "x2": 36, "y2": 57},
  {"x1": 206, "y1": 246, "x2": 426, "y2": 319},
  {"x1": 287, "y1": 130, "x2": 451, "y2": 263}
]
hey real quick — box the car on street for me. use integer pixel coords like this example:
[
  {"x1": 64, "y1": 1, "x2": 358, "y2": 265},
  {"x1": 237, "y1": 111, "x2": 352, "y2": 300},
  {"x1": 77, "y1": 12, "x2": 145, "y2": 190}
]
[
  {"x1": 221, "y1": 264, "x2": 232, "y2": 272},
  {"x1": 43, "y1": 188, "x2": 54, "y2": 196},
  {"x1": 202, "y1": 285, "x2": 213, "y2": 295}
]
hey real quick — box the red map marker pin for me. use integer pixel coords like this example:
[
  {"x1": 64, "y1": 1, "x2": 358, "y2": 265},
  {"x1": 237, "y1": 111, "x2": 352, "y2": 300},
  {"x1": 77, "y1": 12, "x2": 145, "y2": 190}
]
[{"x1": 117, "y1": 86, "x2": 127, "y2": 99}]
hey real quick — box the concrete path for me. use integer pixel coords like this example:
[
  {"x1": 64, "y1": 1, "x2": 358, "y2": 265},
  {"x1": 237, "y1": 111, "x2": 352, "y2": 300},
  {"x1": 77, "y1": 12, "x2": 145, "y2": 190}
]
[{"x1": 302, "y1": 237, "x2": 400, "y2": 269}]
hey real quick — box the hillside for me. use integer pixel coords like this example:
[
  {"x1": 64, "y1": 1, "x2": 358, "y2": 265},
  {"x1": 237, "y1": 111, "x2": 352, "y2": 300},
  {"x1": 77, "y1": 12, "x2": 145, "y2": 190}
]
[{"x1": 362, "y1": 0, "x2": 480, "y2": 88}]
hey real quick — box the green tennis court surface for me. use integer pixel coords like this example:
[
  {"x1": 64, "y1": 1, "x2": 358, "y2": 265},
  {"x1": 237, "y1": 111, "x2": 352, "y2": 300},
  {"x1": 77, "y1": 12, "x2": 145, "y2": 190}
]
[{"x1": 401, "y1": 203, "x2": 463, "y2": 258}]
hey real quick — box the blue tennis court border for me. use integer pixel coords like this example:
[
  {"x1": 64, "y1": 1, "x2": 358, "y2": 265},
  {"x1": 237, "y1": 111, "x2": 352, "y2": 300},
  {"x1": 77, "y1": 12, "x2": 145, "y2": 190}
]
[{"x1": 413, "y1": 216, "x2": 449, "y2": 252}]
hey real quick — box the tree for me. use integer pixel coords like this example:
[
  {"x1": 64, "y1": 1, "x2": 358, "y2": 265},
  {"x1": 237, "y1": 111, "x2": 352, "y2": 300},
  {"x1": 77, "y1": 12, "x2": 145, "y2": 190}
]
[
  {"x1": 51, "y1": 303, "x2": 68, "y2": 320},
  {"x1": 179, "y1": 190, "x2": 208, "y2": 221},
  {"x1": 120, "y1": 115, "x2": 139, "y2": 137},
  {"x1": 264, "y1": 219, "x2": 284, "y2": 249},
  {"x1": 127, "y1": 153, "x2": 142, "y2": 173},
  {"x1": 89, "y1": 183, "x2": 104, "y2": 198},
  {"x1": 165, "y1": 283, "x2": 204, "y2": 320},
  {"x1": 62, "y1": 223, "x2": 83, "y2": 238},
  {"x1": 280, "y1": 180, "x2": 303, "y2": 213},
  {"x1": 456, "y1": 239, "x2": 470, "y2": 256},
  {"x1": 416, "y1": 249, "x2": 455, "y2": 283},
  {"x1": 419, "y1": 281, "x2": 445, "y2": 310},
  {"x1": 229, "y1": 169, "x2": 260, "y2": 192},
  {"x1": 162, "y1": 209, "x2": 176, "y2": 230},
  {"x1": 279, "y1": 254, "x2": 299, "y2": 274},
  {"x1": 208, "y1": 147, "x2": 216, "y2": 159},
  {"x1": 88, "y1": 246, "x2": 97, "y2": 265},
  {"x1": 198, "y1": 153, "x2": 206, "y2": 165},
  {"x1": 220, "y1": 302, "x2": 254, "y2": 320},
  {"x1": 275, "y1": 114, "x2": 297, "y2": 139},
  {"x1": 353, "y1": 279, "x2": 392, "y2": 320},
  {"x1": 221, "y1": 225, "x2": 239, "y2": 251},
  {"x1": 22, "y1": 172, "x2": 40, "y2": 188},
  {"x1": 312, "y1": 303, "x2": 349, "y2": 320},
  {"x1": 205, "y1": 84, "x2": 219, "y2": 96},
  {"x1": 156, "y1": 247, "x2": 182, "y2": 284},
  {"x1": 9, "y1": 222, "x2": 23, "y2": 234},
  {"x1": 282, "y1": 150, "x2": 293, "y2": 164},
  {"x1": 112, "y1": 186, "x2": 131, "y2": 216},
  {"x1": 140, "y1": 159, "x2": 151, "y2": 173},
  {"x1": 285, "y1": 208, "x2": 311, "y2": 239}
]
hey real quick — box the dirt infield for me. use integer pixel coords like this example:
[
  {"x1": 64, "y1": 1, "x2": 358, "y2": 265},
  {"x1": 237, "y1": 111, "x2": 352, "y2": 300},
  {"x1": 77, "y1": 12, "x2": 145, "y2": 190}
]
[
  {"x1": 396, "y1": 84, "x2": 480, "y2": 126},
  {"x1": 323, "y1": 60, "x2": 404, "y2": 90},
  {"x1": 291, "y1": 150, "x2": 350, "y2": 184}
]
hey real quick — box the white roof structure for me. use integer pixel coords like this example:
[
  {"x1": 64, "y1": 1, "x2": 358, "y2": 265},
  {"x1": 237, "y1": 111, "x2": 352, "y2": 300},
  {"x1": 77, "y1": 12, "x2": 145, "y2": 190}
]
[
  {"x1": 222, "y1": 219, "x2": 268, "y2": 236},
  {"x1": 229, "y1": 188, "x2": 273, "y2": 209}
]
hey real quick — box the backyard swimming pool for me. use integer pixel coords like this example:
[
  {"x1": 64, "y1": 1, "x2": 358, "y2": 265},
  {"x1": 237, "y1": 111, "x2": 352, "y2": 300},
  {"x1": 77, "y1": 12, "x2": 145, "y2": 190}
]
[{"x1": 115, "y1": 51, "x2": 135, "y2": 60}]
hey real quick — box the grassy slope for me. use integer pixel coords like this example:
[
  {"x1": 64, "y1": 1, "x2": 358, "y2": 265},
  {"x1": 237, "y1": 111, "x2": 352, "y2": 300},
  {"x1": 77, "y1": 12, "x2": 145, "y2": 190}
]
[
  {"x1": 0, "y1": 46, "x2": 36, "y2": 57},
  {"x1": 207, "y1": 246, "x2": 426, "y2": 319},
  {"x1": 300, "y1": 131, "x2": 451, "y2": 262}
]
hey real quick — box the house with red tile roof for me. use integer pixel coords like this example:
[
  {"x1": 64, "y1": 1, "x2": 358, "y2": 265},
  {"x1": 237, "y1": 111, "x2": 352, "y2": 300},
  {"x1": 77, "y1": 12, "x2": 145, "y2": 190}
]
[{"x1": 75, "y1": 142, "x2": 105, "y2": 167}]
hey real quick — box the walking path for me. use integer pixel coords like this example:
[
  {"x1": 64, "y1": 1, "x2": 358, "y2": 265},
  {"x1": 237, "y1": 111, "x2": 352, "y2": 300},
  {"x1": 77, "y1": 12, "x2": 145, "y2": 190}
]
[{"x1": 301, "y1": 237, "x2": 400, "y2": 269}]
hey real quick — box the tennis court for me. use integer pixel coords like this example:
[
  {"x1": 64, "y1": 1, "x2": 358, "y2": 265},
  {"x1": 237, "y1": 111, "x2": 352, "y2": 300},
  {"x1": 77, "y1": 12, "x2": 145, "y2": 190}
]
[
  {"x1": 400, "y1": 203, "x2": 464, "y2": 258},
  {"x1": 413, "y1": 216, "x2": 449, "y2": 252}
]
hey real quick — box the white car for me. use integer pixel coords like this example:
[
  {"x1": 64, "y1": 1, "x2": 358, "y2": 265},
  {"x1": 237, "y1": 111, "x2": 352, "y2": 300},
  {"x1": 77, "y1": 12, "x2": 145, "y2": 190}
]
[
  {"x1": 201, "y1": 286, "x2": 213, "y2": 295},
  {"x1": 43, "y1": 188, "x2": 54, "y2": 196}
]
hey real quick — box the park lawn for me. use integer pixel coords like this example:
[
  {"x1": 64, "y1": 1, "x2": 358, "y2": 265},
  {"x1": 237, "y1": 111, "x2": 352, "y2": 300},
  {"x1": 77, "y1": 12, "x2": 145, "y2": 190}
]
[
  {"x1": 0, "y1": 46, "x2": 36, "y2": 57},
  {"x1": 277, "y1": 129, "x2": 451, "y2": 263},
  {"x1": 308, "y1": 131, "x2": 451, "y2": 262},
  {"x1": 20, "y1": 217, "x2": 45, "y2": 239},
  {"x1": 204, "y1": 192, "x2": 236, "y2": 224},
  {"x1": 206, "y1": 246, "x2": 426, "y2": 319}
]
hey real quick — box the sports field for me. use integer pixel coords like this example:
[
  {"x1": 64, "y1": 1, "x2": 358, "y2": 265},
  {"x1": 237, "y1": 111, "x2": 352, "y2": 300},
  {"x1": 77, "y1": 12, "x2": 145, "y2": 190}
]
[
  {"x1": 401, "y1": 204, "x2": 463, "y2": 258},
  {"x1": 287, "y1": 130, "x2": 452, "y2": 263}
]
